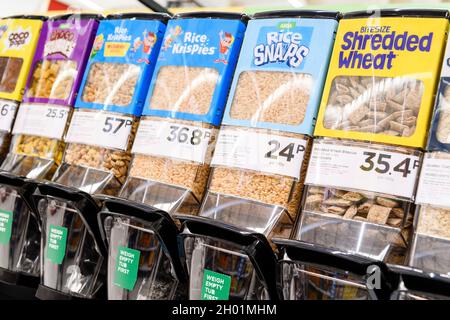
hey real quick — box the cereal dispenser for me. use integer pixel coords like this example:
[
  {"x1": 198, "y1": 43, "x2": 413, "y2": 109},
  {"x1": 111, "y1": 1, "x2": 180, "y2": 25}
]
[
  {"x1": 274, "y1": 239, "x2": 394, "y2": 300},
  {"x1": 1, "y1": 14, "x2": 100, "y2": 180},
  {"x1": 411, "y1": 29, "x2": 450, "y2": 276},
  {"x1": 389, "y1": 265, "x2": 450, "y2": 300},
  {"x1": 0, "y1": 15, "x2": 44, "y2": 165},
  {"x1": 0, "y1": 173, "x2": 41, "y2": 298},
  {"x1": 97, "y1": 197, "x2": 187, "y2": 300},
  {"x1": 177, "y1": 215, "x2": 280, "y2": 300},
  {"x1": 31, "y1": 183, "x2": 106, "y2": 300},
  {"x1": 295, "y1": 9, "x2": 449, "y2": 264},
  {"x1": 199, "y1": 10, "x2": 339, "y2": 237},
  {"x1": 120, "y1": 12, "x2": 247, "y2": 215},
  {"x1": 53, "y1": 13, "x2": 169, "y2": 196}
]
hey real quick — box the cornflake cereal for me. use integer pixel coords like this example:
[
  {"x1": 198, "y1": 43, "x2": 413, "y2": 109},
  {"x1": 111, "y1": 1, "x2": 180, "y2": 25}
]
[
  {"x1": 314, "y1": 10, "x2": 449, "y2": 148},
  {"x1": 27, "y1": 60, "x2": 77, "y2": 100},
  {"x1": 126, "y1": 13, "x2": 247, "y2": 212},
  {"x1": 58, "y1": 14, "x2": 168, "y2": 192},
  {"x1": 203, "y1": 11, "x2": 339, "y2": 235},
  {"x1": 417, "y1": 205, "x2": 450, "y2": 239}
]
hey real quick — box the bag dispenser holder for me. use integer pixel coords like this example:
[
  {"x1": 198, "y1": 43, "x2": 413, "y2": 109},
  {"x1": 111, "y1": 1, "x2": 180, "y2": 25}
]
[
  {"x1": 177, "y1": 215, "x2": 281, "y2": 300},
  {"x1": 97, "y1": 197, "x2": 188, "y2": 300},
  {"x1": 31, "y1": 182, "x2": 106, "y2": 300}
]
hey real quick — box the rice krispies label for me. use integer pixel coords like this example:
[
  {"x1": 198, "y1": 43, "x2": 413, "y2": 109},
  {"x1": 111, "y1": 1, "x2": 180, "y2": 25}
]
[
  {"x1": 75, "y1": 18, "x2": 166, "y2": 116},
  {"x1": 314, "y1": 17, "x2": 448, "y2": 148},
  {"x1": 142, "y1": 18, "x2": 247, "y2": 126},
  {"x1": 221, "y1": 17, "x2": 338, "y2": 135},
  {"x1": 0, "y1": 18, "x2": 43, "y2": 102},
  {"x1": 23, "y1": 17, "x2": 99, "y2": 107}
]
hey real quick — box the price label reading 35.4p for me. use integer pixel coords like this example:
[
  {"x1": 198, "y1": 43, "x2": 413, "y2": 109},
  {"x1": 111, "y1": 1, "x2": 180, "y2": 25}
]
[{"x1": 306, "y1": 142, "x2": 421, "y2": 199}]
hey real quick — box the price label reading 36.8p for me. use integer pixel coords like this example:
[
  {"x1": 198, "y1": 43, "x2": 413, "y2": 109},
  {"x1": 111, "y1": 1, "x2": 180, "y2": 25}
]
[
  {"x1": 306, "y1": 142, "x2": 421, "y2": 199},
  {"x1": 0, "y1": 99, "x2": 18, "y2": 132},
  {"x1": 132, "y1": 120, "x2": 217, "y2": 164}
]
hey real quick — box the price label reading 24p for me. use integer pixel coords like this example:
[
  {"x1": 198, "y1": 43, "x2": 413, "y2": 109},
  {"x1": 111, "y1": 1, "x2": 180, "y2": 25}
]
[
  {"x1": 305, "y1": 142, "x2": 421, "y2": 199},
  {"x1": 211, "y1": 128, "x2": 307, "y2": 179}
]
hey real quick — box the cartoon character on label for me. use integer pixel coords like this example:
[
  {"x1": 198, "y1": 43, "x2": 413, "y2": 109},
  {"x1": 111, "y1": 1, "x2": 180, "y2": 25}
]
[
  {"x1": 162, "y1": 26, "x2": 183, "y2": 52},
  {"x1": 90, "y1": 33, "x2": 104, "y2": 58},
  {"x1": 128, "y1": 36, "x2": 142, "y2": 61},
  {"x1": 143, "y1": 31, "x2": 157, "y2": 54},
  {"x1": 215, "y1": 31, "x2": 234, "y2": 64}
]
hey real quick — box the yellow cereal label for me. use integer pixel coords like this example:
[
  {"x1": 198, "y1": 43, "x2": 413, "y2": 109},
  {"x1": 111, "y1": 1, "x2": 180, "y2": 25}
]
[
  {"x1": 104, "y1": 41, "x2": 131, "y2": 57},
  {"x1": 314, "y1": 16, "x2": 449, "y2": 148},
  {"x1": 0, "y1": 18, "x2": 43, "y2": 101}
]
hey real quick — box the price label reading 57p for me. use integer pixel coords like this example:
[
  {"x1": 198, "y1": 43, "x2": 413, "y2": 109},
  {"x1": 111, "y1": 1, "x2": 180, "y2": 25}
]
[
  {"x1": 65, "y1": 111, "x2": 134, "y2": 150},
  {"x1": 0, "y1": 99, "x2": 18, "y2": 132},
  {"x1": 211, "y1": 128, "x2": 308, "y2": 179},
  {"x1": 306, "y1": 142, "x2": 421, "y2": 199}
]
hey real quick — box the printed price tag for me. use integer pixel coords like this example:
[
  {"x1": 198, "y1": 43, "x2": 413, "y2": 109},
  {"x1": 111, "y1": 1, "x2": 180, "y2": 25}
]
[
  {"x1": 416, "y1": 155, "x2": 450, "y2": 208},
  {"x1": 305, "y1": 142, "x2": 420, "y2": 199},
  {"x1": 132, "y1": 120, "x2": 217, "y2": 164},
  {"x1": 65, "y1": 111, "x2": 133, "y2": 150},
  {"x1": 12, "y1": 103, "x2": 70, "y2": 139},
  {"x1": 0, "y1": 99, "x2": 18, "y2": 132},
  {"x1": 211, "y1": 128, "x2": 307, "y2": 179}
]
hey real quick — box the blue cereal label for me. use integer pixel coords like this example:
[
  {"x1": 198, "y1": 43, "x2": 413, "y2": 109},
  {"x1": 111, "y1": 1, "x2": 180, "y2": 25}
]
[
  {"x1": 142, "y1": 17, "x2": 247, "y2": 126},
  {"x1": 220, "y1": 17, "x2": 338, "y2": 135},
  {"x1": 74, "y1": 17, "x2": 166, "y2": 116}
]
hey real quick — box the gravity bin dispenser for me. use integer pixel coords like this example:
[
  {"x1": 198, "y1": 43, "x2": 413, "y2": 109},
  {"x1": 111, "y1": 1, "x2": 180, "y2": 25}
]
[
  {"x1": 97, "y1": 197, "x2": 187, "y2": 300},
  {"x1": 31, "y1": 182, "x2": 106, "y2": 299}
]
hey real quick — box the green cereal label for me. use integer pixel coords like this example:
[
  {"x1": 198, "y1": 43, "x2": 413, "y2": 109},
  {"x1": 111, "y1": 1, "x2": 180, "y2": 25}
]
[
  {"x1": 114, "y1": 246, "x2": 141, "y2": 291},
  {"x1": 278, "y1": 21, "x2": 296, "y2": 30},
  {"x1": 201, "y1": 269, "x2": 231, "y2": 300},
  {"x1": 46, "y1": 225, "x2": 68, "y2": 264},
  {"x1": 0, "y1": 210, "x2": 13, "y2": 244}
]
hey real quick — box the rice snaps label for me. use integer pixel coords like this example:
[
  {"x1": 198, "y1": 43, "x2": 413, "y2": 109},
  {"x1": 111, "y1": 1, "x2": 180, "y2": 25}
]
[
  {"x1": 253, "y1": 23, "x2": 311, "y2": 68},
  {"x1": 314, "y1": 16, "x2": 449, "y2": 148},
  {"x1": 144, "y1": 17, "x2": 247, "y2": 126},
  {"x1": 220, "y1": 16, "x2": 338, "y2": 135},
  {"x1": 74, "y1": 18, "x2": 166, "y2": 116}
]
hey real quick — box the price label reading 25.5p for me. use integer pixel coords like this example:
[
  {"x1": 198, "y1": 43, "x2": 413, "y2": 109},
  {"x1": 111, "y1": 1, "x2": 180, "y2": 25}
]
[
  {"x1": 305, "y1": 142, "x2": 421, "y2": 199},
  {"x1": 12, "y1": 103, "x2": 70, "y2": 139},
  {"x1": 211, "y1": 128, "x2": 307, "y2": 179},
  {"x1": 65, "y1": 111, "x2": 134, "y2": 150},
  {"x1": 132, "y1": 120, "x2": 217, "y2": 164},
  {"x1": 0, "y1": 99, "x2": 18, "y2": 132}
]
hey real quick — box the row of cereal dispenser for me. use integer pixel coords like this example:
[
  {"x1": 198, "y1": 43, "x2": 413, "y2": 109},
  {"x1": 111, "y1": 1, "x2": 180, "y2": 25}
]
[{"x1": 0, "y1": 8, "x2": 450, "y2": 300}]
